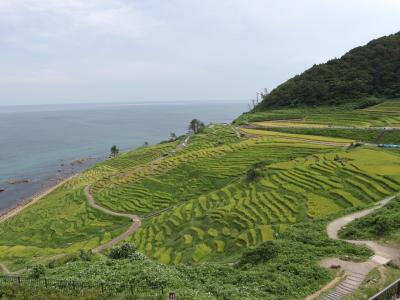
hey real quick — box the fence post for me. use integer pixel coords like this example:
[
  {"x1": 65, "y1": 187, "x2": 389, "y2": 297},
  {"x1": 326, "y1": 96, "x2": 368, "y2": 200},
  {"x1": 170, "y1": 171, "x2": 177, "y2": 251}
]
[
  {"x1": 101, "y1": 282, "x2": 104, "y2": 294},
  {"x1": 45, "y1": 278, "x2": 48, "y2": 288},
  {"x1": 397, "y1": 280, "x2": 400, "y2": 297},
  {"x1": 130, "y1": 283, "x2": 133, "y2": 295},
  {"x1": 17, "y1": 276, "x2": 21, "y2": 286}
]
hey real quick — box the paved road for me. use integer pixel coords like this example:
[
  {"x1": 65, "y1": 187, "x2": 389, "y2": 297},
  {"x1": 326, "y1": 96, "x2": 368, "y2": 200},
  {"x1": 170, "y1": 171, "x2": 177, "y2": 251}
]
[{"x1": 321, "y1": 194, "x2": 400, "y2": 300}]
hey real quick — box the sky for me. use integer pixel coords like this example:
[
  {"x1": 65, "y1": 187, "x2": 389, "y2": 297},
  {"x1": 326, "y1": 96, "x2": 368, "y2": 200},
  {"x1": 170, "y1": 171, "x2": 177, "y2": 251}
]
[{"x1": 0, "y1": 0, "x2": 399, "y2": 106}]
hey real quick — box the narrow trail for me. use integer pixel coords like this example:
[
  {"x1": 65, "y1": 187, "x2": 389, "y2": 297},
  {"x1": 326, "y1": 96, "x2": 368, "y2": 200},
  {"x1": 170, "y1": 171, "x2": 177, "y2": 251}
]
[
  {"x1": 0, "y1": 263, "x2": 10, "y2": 275},
  {"x1": 86, "y1": 132, "x2": 193, "y2": 253},
  {"x1": 84, "y1": 185, "x2": 141, "y2": 253},
  {"x1": 319, "y1": 194, "x2": 400, "y2": 300}
]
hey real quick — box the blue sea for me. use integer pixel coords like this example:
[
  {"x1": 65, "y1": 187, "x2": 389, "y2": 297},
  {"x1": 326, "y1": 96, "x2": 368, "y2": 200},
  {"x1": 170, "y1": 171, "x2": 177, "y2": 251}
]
[{"x1": 0, "y1": 101, "x2": 247, "y2": 212}]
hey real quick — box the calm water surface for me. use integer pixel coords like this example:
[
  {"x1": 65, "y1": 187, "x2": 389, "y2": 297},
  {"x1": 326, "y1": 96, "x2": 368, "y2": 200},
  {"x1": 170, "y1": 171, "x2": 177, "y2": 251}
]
[{"x1": 0, "y1": 101, "x2": 247, "y2": 212}]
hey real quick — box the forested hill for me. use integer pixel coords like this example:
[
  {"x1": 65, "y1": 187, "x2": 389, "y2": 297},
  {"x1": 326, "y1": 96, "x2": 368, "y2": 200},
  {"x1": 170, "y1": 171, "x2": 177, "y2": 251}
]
[{"x1": 255, "y1": 32, "x2": 400, "y2": 110}]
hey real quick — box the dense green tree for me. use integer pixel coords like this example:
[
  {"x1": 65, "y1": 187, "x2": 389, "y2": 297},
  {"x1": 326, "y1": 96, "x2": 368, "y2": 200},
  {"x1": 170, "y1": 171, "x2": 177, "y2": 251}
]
[
  {"x1": 256, "y1": 32, "x2": 400, "y2": 109},
  {"x1": 189, "y1": 119, "x2": 205, "y2": 133},
  {"x1": 110, "y1": 145, "x2": 119, "y2": 157}
]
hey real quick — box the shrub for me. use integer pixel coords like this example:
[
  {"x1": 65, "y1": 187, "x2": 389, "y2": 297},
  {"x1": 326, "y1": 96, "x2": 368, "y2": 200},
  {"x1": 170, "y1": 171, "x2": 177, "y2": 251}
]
[
  {"x1": 79, "y1": 249, "x2": 93, "y2": 261},
  {"x1": 29, "y1": 264, "x2": 46, "y2": 278},
  {"x1": 246, "y1": 165, "x2": 263, "y2": 181},
  {"x1": 108, "y1": 243, "x2": 137, "y2": 259},
  {"x1": 129, "y1": 251, "x2": 147, "y2": 261},
  {"x1": 238, "y1": 241, "x2": 278, "y2": 267}
]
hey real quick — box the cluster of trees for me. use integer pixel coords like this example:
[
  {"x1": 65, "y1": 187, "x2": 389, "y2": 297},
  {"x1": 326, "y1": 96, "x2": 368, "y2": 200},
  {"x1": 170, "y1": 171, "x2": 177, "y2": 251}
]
[
  {"x1": 188, "y1": 119, "x2": 205, "y2": 133},
  {"x1": 256, "y1": 32, "x2": 400, "y2": 109}
]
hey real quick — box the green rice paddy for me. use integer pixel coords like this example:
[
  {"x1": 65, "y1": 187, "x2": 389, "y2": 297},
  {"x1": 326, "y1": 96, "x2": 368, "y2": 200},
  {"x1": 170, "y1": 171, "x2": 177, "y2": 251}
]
[{"x1": 128, "y1": 147, "x2": 400, "y2": 264}]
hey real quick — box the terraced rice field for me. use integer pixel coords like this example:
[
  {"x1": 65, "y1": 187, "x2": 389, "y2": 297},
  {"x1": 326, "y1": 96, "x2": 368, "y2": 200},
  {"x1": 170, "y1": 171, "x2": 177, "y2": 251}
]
[
  {"x1": 364, "y1": 100, "x2": 400, "y2": 114},
  {"x1": 91, "y1": 127, "x2": 338, "y2": 215},
  {"x1": 127, "y1": 147, "x2": 400, "y2": 265},
  {"x1": 239, "y1": 128, "x2": 354, "y2": 145},
  {"x1": 0, "y1": 141, "x2": 179, "y2": 270},
  {"x1": 236, "y1": 100, "x2": 400, "y2": 127},
  {"x1": 1, "y1": 122, "x2": 399, "y2": 271}
]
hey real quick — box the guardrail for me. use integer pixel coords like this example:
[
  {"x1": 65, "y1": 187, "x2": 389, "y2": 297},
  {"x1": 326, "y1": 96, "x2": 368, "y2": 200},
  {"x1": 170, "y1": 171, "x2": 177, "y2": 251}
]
[
  {"x1": 0, "y1": 275, "x2": 164, "y2": 299},
  {"x1": 378, "y1": 144, "x2": 400, "y2": 148},
  {"x1": 368, "y1": 278, "x2": 400, "y2": 300}
]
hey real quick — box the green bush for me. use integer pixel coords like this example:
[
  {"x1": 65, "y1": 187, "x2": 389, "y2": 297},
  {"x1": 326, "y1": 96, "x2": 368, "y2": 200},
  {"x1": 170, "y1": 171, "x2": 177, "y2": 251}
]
[
  {"x1": 79, "y1": 249, "x2": 93, "y2": 262},
  {"x1": 28, "y1": 264, "x2": 45, "y2": 279},
  {"x1": 108, "y1": 243, "x2": 137, "y2": 259},
  {"x1": 238, "y1": 241, "x2": 278, "y2": 267},
  {"x1": 246, "y1": 163, "x2": 264, "y2": 181}
]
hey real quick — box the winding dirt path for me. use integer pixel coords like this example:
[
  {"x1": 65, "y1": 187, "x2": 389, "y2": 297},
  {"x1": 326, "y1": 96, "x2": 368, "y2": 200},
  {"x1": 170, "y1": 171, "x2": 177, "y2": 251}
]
[
  {"x1": 84, "y1": 132, "x2": 193, "y2": 253},
  {"x1": 84, "y1": 185, "x2": 141, "y2": 253},
  {"x1": 0, "y1": 263, "x2": 10, "y2": 275},
  {"x1": 319, "y1": 194, "x2": 400, "y2": 300}
]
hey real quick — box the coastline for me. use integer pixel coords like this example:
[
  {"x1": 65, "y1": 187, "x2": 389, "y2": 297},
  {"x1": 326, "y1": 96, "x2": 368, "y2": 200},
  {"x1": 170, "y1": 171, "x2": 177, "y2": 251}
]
[{"x1": 0, "y1": 173, "x2": 78, "y2": 224}]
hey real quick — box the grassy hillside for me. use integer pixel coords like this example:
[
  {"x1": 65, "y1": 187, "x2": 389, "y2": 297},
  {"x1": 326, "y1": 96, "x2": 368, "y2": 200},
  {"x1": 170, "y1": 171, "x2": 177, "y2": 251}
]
[
  {"x1": 255, "y1": 32, "x2": 400, "y2": 109},
  {"x1": 0, "y1": 111, "x2": 399, "y2": 299},
  {"x1": 2, "y1": 218, "x2": 372, "y2": 300}
]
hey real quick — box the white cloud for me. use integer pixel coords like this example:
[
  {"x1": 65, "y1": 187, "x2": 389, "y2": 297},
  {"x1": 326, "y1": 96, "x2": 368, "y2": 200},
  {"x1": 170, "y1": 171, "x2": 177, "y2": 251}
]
[{"x1": 0, "y1": 0, "x2": 165, "y2": 39}]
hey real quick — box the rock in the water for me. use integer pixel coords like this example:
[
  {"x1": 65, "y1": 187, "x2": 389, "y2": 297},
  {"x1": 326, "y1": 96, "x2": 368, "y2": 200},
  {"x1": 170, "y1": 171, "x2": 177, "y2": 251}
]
[
  {"x1": 0, "y1": 188, "x2": 5, "y2": 192},
  {"x1": 7, "y1": 179, "x2": 30, "y2": 184}
]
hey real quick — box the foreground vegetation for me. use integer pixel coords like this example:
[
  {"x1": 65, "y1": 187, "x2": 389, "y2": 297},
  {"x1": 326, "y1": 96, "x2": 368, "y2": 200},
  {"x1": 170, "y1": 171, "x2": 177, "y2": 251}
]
[{"x1": 1, "y1": 217, "x2": 373, "y2": 300}]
